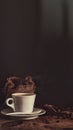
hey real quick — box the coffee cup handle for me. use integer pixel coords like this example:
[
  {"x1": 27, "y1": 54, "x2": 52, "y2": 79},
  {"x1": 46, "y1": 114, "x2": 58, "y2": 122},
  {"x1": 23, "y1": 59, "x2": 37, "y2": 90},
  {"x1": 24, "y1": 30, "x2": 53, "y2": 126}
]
[{"x1": 6, "y1": 98, "x2": 15, "y2": 111}]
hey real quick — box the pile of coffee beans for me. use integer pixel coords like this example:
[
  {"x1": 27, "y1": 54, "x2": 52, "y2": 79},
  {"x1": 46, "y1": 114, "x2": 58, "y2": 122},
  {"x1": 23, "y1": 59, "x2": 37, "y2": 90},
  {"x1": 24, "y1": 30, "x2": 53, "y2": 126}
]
[{"x1": 43, "y1": 104, "x2": 73, "y2": 119}]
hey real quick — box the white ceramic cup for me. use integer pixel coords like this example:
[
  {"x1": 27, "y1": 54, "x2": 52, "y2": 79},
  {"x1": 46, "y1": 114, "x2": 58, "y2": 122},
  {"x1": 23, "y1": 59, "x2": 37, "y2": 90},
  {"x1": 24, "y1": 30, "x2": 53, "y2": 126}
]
[{"x1": 5, "y1": 93, "x2": 36, "y2": 113}]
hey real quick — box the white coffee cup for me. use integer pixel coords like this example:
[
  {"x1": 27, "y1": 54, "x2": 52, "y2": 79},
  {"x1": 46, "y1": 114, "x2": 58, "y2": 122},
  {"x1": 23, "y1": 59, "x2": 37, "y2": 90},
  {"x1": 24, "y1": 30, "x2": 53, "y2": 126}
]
[{"x1": 5, "y1": 93, "x2": 36, "y2": 113}]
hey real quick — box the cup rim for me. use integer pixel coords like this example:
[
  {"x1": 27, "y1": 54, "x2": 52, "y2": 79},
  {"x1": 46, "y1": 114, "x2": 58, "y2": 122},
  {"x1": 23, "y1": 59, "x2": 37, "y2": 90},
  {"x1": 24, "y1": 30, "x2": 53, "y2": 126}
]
[{"x1": 12, "y1": 92, "x2": 36, "y2": 97}]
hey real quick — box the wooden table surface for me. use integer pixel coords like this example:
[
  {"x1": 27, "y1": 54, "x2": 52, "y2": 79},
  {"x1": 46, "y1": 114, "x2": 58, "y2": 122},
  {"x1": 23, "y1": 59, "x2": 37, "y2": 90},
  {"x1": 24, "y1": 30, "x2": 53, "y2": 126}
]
[{"x1": 0, "y1": 114, "x2": 73, "y2": 130}]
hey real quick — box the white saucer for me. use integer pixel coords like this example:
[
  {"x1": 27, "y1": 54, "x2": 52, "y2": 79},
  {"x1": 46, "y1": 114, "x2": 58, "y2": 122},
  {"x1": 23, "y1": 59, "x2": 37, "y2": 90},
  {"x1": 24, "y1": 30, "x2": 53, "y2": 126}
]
[
  {"x1": 1, "y1": 108, "x2": 46, "y2": 119},
  {"x1": 13, "y1": 116, "x2": 39, "y2": 120}
]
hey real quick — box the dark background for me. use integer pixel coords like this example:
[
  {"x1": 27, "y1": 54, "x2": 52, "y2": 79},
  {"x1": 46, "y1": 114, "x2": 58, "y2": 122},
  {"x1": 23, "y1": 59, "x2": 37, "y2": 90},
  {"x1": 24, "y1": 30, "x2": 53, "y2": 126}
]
[{"x1": 0, "y1": 0, "x2": 73, "y2": 107}]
